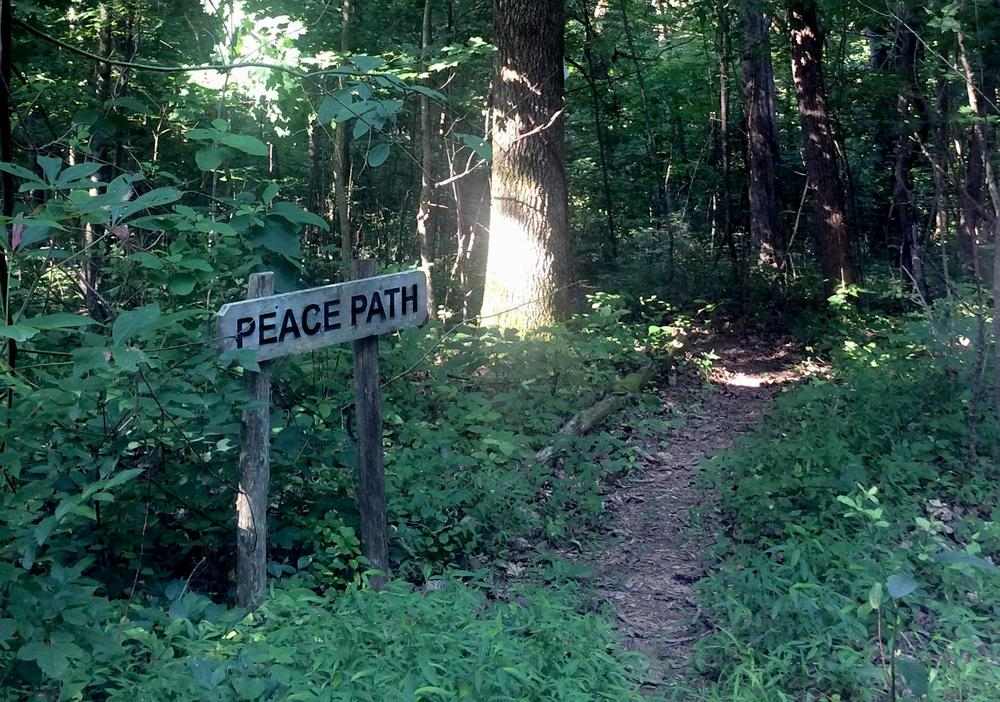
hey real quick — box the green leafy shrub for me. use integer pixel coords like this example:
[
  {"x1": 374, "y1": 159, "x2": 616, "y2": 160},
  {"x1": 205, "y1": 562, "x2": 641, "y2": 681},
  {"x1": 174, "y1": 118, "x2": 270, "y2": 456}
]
[{"x1": 693, "y1": 316, "x2": 1000, "y2": 701}]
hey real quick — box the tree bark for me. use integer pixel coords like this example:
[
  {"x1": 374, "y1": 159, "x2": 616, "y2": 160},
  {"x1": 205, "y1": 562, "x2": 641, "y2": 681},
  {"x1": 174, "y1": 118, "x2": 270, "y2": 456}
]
[
  {"x1": 333, "y1": 0, "x2": 354, "y2": 273},
  {"x1": 481, "y1": 0, "x2": 572, "y2": 330},
  {"x1": 0, "y1": 0, "x2": 14, "y2": 427},
  {"x1": 787, "y1": 0, "x2": 858, "y2": 291},
  {"x1": 417, "y1": 0, "x2": 439, "y2": 317},
  {"x1": 956, "y1": 19, "x2": 1000, "y2": 421},
  {"x1": 741, "y1": 0, "x2": 784, "y2": 267},
  {"x1": 579, "y1": 3, "x2": 617, "y2": 259},
  {"x1": 889, "y1": 6, "x2": 929, "y2": 295}
]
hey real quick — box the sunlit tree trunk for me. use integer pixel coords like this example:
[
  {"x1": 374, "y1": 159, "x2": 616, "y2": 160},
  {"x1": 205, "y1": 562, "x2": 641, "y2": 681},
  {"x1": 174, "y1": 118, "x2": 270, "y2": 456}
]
[
  {"x1": 481, "y1": 0, "x2": 572, "y2": 330},
  {"x1": 741, "y1": 0, "x2": 784, "y2": 267},
  {"x1": 417, "y1": 0, "x2": 439, "y2": 317},
  {"x1": 787, "y1": 0, "x2": 858, "y2": 290}
]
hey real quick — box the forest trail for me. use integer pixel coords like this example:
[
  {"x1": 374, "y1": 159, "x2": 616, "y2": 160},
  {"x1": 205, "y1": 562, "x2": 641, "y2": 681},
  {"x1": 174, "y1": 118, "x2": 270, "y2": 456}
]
[{"x1": 588, "y1": 334, "x2": 812, "y2": 694}]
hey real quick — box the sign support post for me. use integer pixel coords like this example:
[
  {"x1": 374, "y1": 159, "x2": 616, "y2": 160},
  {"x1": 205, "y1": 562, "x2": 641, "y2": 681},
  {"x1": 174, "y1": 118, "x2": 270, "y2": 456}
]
[
  {"x1": 351, "y1": 259, "x2": 389, "y2": 589},
  {"x1": 236, "y1": 271, "x2": 273, "y2": 609},
  {"x1": 218, "y1": 265, "x2": 427, "y2": 603}
]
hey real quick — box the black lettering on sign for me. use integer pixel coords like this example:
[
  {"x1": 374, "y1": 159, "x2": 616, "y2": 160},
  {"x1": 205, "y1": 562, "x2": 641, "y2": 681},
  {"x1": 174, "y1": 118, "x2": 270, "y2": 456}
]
[
  {"x1": 402, "y1": 284, "x2": 418, "y2": 316},
  {"x1": 279, "y1": 308, "x2": 301, "y2": 342},
  {"x1": 235, "y1": 317, "x2": 256, "y2": 349},
  {"x1": 323, "y1": 299, "x2": 342, "y2": 331},
  {"x1": 259, "y1": 311, "x2": 278, "y2": 345},
  {"x1": 384, "y1": 287, "x2": 399, "y2": 319},
  {"x1": 302, "y1": 304, "x2": 321, "y2": 336},
  {"x1": 351, "y1": 294, "x2": 368, "y2": 327},
  {"x1": 366, "y1": 291, "x2": 386, "y2": 324}
]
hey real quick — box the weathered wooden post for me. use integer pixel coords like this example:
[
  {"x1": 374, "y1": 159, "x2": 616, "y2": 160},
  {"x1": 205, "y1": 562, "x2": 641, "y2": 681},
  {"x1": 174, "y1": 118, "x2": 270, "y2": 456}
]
[
  {"x1": 236, "y1": 272, "x2": 273, "y2": 609},
  {"x1": 217, "y1": 266, "x2": 427, "y2": 603},
  {"x1": 351, "y1": 259, "x2": 389, "y2": 588}
]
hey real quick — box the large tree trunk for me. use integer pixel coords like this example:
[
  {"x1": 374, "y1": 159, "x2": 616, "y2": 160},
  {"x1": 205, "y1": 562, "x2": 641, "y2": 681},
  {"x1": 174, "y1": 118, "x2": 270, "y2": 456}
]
[
  {"x1": 787, "y1": 0, "x2": 858, "y2": 290},
  {"x1": 417, "y1": 0, "x2": 439, "y2": 316},
  {"x1": 481, "y1": 0, "x2": 572, "y2": 330},
  {"x1": 741, "y1": 0, "x2": 784, "y2": 267}
]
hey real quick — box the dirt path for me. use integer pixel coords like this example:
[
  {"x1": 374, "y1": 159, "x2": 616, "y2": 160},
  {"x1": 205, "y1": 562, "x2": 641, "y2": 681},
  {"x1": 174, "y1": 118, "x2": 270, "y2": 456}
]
[{"x1": 588, "y1": 335, "x2": 810, "y2": 694}]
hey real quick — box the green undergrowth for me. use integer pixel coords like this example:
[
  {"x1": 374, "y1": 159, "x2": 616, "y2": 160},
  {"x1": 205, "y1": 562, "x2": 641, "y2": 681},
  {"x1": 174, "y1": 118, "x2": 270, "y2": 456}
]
[
  {"x1": 36, "y1": 579, "x2": 645, "y2": 701},
  {"x1": 0, "y1": 290, "x2": 678, "y2": 698},
  {"x1": 692, "y1": 306, "x2": 1000, "y2": 702}
]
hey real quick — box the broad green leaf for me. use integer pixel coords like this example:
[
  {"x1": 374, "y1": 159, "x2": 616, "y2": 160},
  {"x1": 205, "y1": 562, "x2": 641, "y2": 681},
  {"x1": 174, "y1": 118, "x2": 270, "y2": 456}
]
[
  {"x1": 56, "y1": 162, "x2": 101, "y2": 185},
  {"x1": 168, "y1": 273, "x2": 196, "y2": 295},
  {"x1": 118, "y1": 187, "x2": 182, "y2": 219},
  {"x1": 211, "y1": 118, "x2": 229, "y2": 132},
  {"x1": 936, "y1": 550, "x2": 1000, "y2": 573},
  {"x1": 21, "y1": 313, "x2": 92, "y2": 330},
  {"x1": 0, "y1": 161, "x2": 43, "y2": 183},
  {"x1": 129, "y1": 251, "x2": 164, "y2": 269},
  {"x1": 0, "y1": 325, "x2": 39, "y2": 342},
  {"x1": 251, "y1": 217, "x2": 301, "y2": 258},
  {"x1": 350, "y1": 55, "x2": 385, "y2": 73},
  {"x1": 195, "y1": 146, "x2": 225, "y2": 172},
  {"x1": 887, "y1": 573, "x2": 918, "y2": 600},
  {"x1": 102, "y1": 468, "x2": 144, "y2": 491},
  {"x1": 867, "y1": 581, "x2": 882, "y2": 610},
  {"x1": 186, "y1": 128, "x2": 218, "y2": 141},
  {"x1": 219, "y1": 132, "x2": 268, "y2": 156},
  {"x1": 896, "y1": 656, "x2": 930, "y2": 697},
  {"x1": 112, "y1": 303, "x2": 161, "y2": 346},
  {"x1": 353, "y1": 118, "x2": 372, "y2": 140},
  {"x1": 271, "y1": 202, "x2": 329, "y2": 231},
  {"x1": 367, "y1": 143, "x2": 390, "y2": 167},
  {"x1": 37, "y1": 155, "x2": 62, "y2": 183},
  {"x1": 15, "y1": 222, "x2": 52, "y2": 250},
  {"x1": 261, "y1": 182, "x2": 279, "y2": 205}
]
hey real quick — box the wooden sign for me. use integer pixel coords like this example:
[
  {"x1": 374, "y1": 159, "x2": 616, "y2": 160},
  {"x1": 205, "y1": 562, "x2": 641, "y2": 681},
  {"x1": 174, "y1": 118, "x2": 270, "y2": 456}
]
[
  {"x1": 220, "y1": 265, "x2": 427, "y2": 608},
  {"x1": 217, "y1": 270, "x2": 428, "y2": 361}
]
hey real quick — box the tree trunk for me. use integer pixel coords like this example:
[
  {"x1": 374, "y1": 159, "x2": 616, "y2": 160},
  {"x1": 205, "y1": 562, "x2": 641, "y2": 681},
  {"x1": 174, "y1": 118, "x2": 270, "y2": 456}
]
[
  {"x1": 956, "y1": 18, "x2": 1000, "y2": 421},
  {"x1": 579, "y1": 3, "x2": 616, "y2": 259},
  {"x1": 890, "y1": 7, "x2": 929, "y2": 295},
  {"x1": 334, "y1": 0, "x2": 354, "y2": 273},
  {"x1": 1, "y1": 0, "x2": 14, "y2": 425},
  {"x1": 787, "y1": 0, "x2": 858, "y2": 290},
  {"x1": 741, "y1": 0, "x2": 784, "y2": 267},
  {"x1": 417, "y1": 0, "x2": 439, "y2": 316},
  {"x1": 481, "y1": 0, "x2": 572, "y2": 330}
]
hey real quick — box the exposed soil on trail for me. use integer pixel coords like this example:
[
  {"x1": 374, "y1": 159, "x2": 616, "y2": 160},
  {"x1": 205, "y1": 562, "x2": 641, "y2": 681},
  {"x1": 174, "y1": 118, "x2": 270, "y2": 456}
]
[{"x1": 586, "y1": 333, "x2": 814, "y2": 694}]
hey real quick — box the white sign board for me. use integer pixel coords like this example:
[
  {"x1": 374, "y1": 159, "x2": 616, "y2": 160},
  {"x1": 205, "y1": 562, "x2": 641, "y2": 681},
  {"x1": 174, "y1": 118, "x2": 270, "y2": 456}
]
[{"x1": 217, "y1": 270, "x2": 428, "y2": 361}]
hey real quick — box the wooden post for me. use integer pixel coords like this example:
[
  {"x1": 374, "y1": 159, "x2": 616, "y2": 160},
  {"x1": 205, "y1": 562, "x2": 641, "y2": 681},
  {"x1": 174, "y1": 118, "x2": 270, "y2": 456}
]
[
  {"x1": 236, "y1": 272, "x2": 273, "y2": 609},
  {"x1": 351, "y1": 259, "x2": 389, "y2": 588}
]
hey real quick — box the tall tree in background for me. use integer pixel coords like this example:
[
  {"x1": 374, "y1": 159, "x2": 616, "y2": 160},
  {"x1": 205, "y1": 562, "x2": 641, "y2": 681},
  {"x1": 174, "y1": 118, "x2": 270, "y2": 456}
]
[
  {"x1": 889, "y1": 5, "x2": 928, "y2": 293},
  {"x1": 787, "y1": 0, "x2": 857, "y2": 289},
  {"x1": 741, "y1": 0, "x2": 783, "y2": 267},
  {"x1": 334, "y1": 0, "x2": 354, "y2": 272},
  {"x1": 417, "y1": 0, "x2": 439, "y2": 316},
  {"x1": 0, "y1": 0, "x2": 13, "y2": 415},
  {"x1": 482, "y1": 0, "x2": 572, "y2": 330}
]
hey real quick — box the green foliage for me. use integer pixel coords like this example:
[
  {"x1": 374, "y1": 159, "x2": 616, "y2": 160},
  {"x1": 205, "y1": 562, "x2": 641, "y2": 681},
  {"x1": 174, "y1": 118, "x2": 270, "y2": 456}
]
[{"x1": 693, "y1": 314, "x2": 1000, "y2": 701}]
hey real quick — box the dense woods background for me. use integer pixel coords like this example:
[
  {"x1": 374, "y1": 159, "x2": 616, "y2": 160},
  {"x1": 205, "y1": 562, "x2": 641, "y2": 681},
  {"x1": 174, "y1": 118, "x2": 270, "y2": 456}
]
[{"x1": 1, "y1": 0, "x2": 999, "y2": 700}]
